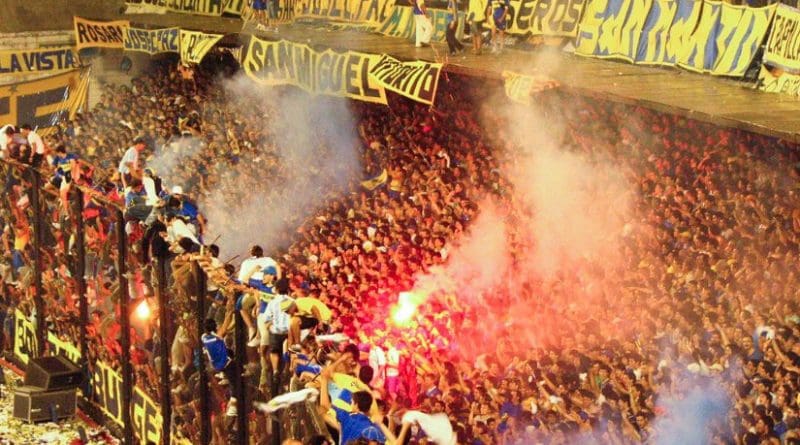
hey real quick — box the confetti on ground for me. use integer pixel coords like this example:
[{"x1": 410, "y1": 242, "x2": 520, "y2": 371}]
[{"x1": 0, "y1": 368, "x2": 118, "y2": 445}]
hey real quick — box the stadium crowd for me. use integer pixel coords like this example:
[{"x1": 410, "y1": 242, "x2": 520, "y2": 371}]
[{"x1": 1, "y1": 54, "x2": 800, "y2": 445}]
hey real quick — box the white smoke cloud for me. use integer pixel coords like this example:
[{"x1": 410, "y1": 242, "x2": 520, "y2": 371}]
[
  {"x1": 148, "y1": 135, "x2": 206, "y2": 187},
  {"x1": 200, "y1": 75, "x2": 361, "y2": 261},
  {"x1": 651, "y1": 373, "x2": 732, "y2": 445}
]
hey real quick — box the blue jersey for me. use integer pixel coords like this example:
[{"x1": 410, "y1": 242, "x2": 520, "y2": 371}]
[
  {"x1": 201, "y1": 333, "x2": 229, "y2": 371},
  {"x1": 178, "y1": 198, "x2": 199, "y2": 221},
  {"x1": 52, "y1": 153, "x2": 78, "y2": 175},
  {"x1": 413, "y1": 0, "x2": 425, "y2": 15},
  {"x1": 335, "y1": 407, "x2": 386, "y2": 445},
  {"x1": 446, "y1": 0, "x2": 456, "y2": 23}
]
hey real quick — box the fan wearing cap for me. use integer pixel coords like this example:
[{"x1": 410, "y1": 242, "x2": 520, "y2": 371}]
[
  {"x1": 118, "y1": 137, "x2": 147, "y2": 189},
  {"x1": 169, "y1": 185, "x2": 204, "y2": 233}
]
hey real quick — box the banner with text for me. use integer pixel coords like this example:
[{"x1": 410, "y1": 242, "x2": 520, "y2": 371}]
[
  {"x1": 73, "y1": 17, "x2": 130, "y2": 50},
  {"x1": 124, "y1": 27, "x2": 181, "y2": 54},
  {"x1": 763, "y1": 4, "x2": 800, "y2": 73},
  {"x1": 575, "y1": 0, "x2": 772, "y2": 77},
  {"x1": 294, "y1": 0, "x2": 396, "y2": 24},
  {"x1": 505, "y1": 0, "x2": 587, "y2": 36},
  {"x1": 242, "y1": 36, "x2": 388, "y2": 104},
  {"x1": 368, "y1": 54, "x2": 441, "y2": 105},
  {"x1": 124, "y1": 0, "x2": 227, "y2": 16},
  {"x1": 757, "y1": 65, "x2": 800, "y2": 95},
  {"x1": 0, "y1": 47, "x2": 80, "y2": 76},
  {"x1": 13, "y1": 310, "x2": 164, "y2": 444},
  {"x1": 0, "y1": 69, "x2": 90, "y2": 134},
  {"x1": 502, "y1": 70, "x2": 559, "y2": 104},
  {"x1": 378, "y1": 6, "x2": 465, "y2": 42},
  {"x1": 676, "y1": 1, "x2": 773, "y2": 75},
  {"x1": 180, "y1": 29, "x2": 225, "y2": 64}
]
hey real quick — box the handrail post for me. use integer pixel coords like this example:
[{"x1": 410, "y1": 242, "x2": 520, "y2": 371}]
[
  {"x1": 235, "y1": 301, "x2": 248, "y2": 445},
  {"x1": 74, "y1": 188, "x2": 88, "y2": 362},
  {"x1": 194, "y1": 261, "x2": 211, "y2": 445},
  {"x1": 116, "y1": 209, "x2": 134, "y2": 445},
  {"x1": 157, "y1": 257, "x2": 171, "y2": 445},
  {"x1": 29, "y1": 168, "x2": 46, "y2": 357}
]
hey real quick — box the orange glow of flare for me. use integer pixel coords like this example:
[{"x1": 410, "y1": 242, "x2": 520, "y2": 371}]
[
  {"x1": 135, "y1": 299, "x2": 151, "y2": 321},
  {"x1": 391, "y1": 291, "x2": 422, "y2": 327}
]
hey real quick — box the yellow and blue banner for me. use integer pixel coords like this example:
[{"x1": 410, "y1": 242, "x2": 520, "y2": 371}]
[
  {"x1": 13, "y1": 310, "x2": 166, "y2": 444},
  {"x1": 0, "y1": 47, "x2": 80, "y2": 75},
  {"x1": 124, "y1": 0, "x2": 226, "y2": 16},
  {"x1": 763, "y1": 4, "x2": 800, "y2": 72},
  {"x1": 294, "y1": 0, "x2": 396, "y2": 24},
  {"x1": 242, "y1": 37, "x2": 388, "y2": 104},
  {"x1": 0, "y1": 69, "x2": 90, "y2": 135},
  {"x1": 361, "y1": 168, "x2": 388, "y2": 190},
  {"x1": 576, "y1": 0, "x2": 772, "y2": 77},
  {"x1": 73, "y1": 17, "x2": 130, "y2": 50},
  {"x1": 506, "y1": 0, "x2": 587, "y2": 36},
  {"x1": 179, "y1": 29, "x2": 225, "y2": 64},
  {"x1": 368, "y1": 54, "x2": 442, "y2": 105},
  {"x1": 123, "y1": 27, "x2": 181, "y2": 54}
]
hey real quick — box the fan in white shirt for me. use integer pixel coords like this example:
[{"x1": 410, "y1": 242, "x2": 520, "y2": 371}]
[{"x1": 20, "y1": 124, "x2": 45, "y2": 164}]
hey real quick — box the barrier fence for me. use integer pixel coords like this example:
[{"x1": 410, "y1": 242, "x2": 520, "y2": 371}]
[{"x1": 0, "y1": 157, "x2": 329, "y2": 444}]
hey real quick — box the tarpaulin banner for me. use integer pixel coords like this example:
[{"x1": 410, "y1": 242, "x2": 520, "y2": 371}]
[
  {"x1": 12, "y1": 309, "x2": 164, "y2": 444},
  {"x1": 73, "y1": 17, "x2": 130, "y2": 50},
  {"x1": 575, "y1": 0, "x2": 659, "y2": 61},
  {"x1": 501, "y1": 70, "x2": 558, "y2": 104},
  {"x1": 13, "y1": 309, "x2": 37, "y2": 365},
  {"x1": 92, "y1": 361, "x2": 163, "y2": 443},
  {"x1": 13, "y1": 311, "x2": 77, "y2": 365},
  {"x1": 47, "y1": 331, "x2": 81, "y2": 364},
  {"x1": 0, "y1": 47, "x2": 80, "y2": 75},
  {"x1": 505, "y1": 0, "x2": 587, "y2": 36},
  {"x1": 576, "y1": 0, "x2": 771, "y2": 76},
  {"x1": 634, "y1": 0, "x2": 697, "y2": 64},
  {"x1": 758, "y1": 65, "x2": 800, "y2": 95},
  {"x1": 676, "y1": 1, "x2": 773, "y2": 75},
  {"x1": 294, "y1": 0, "x2": 396, "y2": 24},
  {"x1": 0, "y1": 69, "x2": 90, "y2": 134},
  {"x1": 378, "y1": 6, "x2": 465, "y2": 42},
  {"x1": 763, "y1": 4, "x2": 800, "y2": 73},
  {"x1": 123, "y1": 27, "x2": 181, "y2": 54},
  {"x1": 242, "y1": 36, "x2": 388, "y2": 104},
  {"x1": 711, "y1": 4, "x2": 773, "y2": 76},
  {"x1": 179, "y1": 29, "x2": 225, "y2": 64},
  {"x1": 368, "y1": 54, "x2": 441, "y2": 105},
  {"x1": 125, "y1": 0, "x2": 226, "y2": 16}
]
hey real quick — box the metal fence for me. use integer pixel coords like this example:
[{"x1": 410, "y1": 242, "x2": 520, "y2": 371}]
[{"x1": 0, "y1": 157, "x2": 329, "y2": 445}]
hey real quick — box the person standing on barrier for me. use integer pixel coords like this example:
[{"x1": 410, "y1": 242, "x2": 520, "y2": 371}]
[
  {"x1": 263, "y1": 277, "x2": 295, "y2": 388},
  {"x1": 446, "y1": 0, "x2": 465, "y2": 56},
  {"x1": 467, "y1": 0, "x2": 487, "y2": 54},
  {"x1": 251, "y1": 0, "x2": 274, "y2": 32},
  {"x1": 20, "y1": 124, "x2": 45, "y2": 167},
  {"x1": 118, "y1": 137, "x2": 147, "y2": 189},
  {"x1": 488, "y1": 0, "x2": 509, "y2": 53},
  {"x1": 413, "y1": 0, "x2": 433, "y2": 48}
]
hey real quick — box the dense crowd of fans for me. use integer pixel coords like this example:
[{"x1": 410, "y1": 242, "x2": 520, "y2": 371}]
[{"x1": 1, "y1": 53, "x2": 800, "y2": 445}]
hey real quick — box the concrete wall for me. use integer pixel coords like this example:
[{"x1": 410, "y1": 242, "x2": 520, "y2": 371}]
[{"x1": 2, "y1": 0, "x2": 125, "y2": 33}]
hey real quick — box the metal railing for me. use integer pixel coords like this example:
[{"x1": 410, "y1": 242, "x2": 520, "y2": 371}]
[{"x1": 0, "y1": 156, "x2": 330, "y2": 445}]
